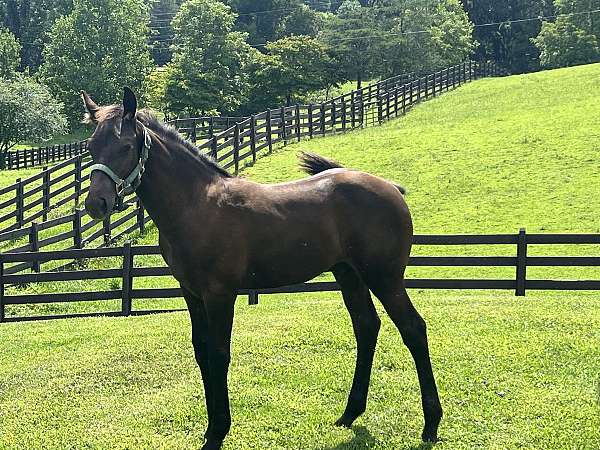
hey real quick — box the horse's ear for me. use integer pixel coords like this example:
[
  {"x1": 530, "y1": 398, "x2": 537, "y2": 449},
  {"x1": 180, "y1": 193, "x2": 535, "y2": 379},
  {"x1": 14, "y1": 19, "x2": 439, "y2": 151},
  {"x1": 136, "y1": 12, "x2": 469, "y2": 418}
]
[
  {"x1": 81, "y1": 91, "x2": 99, "y2": 123},
  {"x1": 122, "y1": 87, "x2": 137, "y2": 121}
]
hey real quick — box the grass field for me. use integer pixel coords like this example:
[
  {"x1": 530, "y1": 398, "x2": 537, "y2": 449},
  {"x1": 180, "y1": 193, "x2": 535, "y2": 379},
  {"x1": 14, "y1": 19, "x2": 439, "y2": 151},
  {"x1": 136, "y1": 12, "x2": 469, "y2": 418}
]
[{"x1": 1, "y1": 64, "x2": 599, "y2": 449}]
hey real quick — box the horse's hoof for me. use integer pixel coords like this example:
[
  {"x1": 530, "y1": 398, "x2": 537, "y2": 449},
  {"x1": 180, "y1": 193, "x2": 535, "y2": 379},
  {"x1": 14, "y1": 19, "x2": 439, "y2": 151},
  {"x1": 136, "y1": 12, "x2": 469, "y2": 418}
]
[
  {"x1": 200, "y1": 439, "x2": 223, "y2": 450},
  {"x1": 421, "y1": 429, "x2": 439, "y2": 443},
  {"x1": 334, "y1": 415, "x2": 354, "y2": 428}
]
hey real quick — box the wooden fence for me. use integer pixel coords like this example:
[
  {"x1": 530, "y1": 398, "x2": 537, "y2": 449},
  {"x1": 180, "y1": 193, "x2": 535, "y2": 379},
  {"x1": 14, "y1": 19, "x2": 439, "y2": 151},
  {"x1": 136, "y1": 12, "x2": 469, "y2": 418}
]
[
  {"x1": 0, "y1": 200, "x2": 149, "y2": 275},
  {"x1": 1, "y1": 141, "x2": 87, "y2": 171},
  {"x1": 0, "y1": 61, "x2": 498, "y2": 235},
  {"x1": 1, "y1": 229, "x2": 599, "y2": 322}
]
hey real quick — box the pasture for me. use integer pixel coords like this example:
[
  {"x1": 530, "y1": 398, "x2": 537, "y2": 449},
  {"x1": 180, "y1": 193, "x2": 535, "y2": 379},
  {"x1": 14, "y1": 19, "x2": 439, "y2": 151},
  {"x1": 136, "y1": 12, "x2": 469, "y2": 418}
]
[{"x1": 1, "y1": 64, "x2": 599, "y2": 449}]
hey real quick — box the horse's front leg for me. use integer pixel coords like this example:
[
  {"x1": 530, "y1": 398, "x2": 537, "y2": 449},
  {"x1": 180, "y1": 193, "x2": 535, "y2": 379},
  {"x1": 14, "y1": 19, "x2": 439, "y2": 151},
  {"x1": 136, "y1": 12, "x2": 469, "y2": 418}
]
[
  {"x1": 182, "y1": 288, "x2": 215, "y2": 439},
  {"x1": 200, "y1": 287, "x2": 237, "y2": 450}
]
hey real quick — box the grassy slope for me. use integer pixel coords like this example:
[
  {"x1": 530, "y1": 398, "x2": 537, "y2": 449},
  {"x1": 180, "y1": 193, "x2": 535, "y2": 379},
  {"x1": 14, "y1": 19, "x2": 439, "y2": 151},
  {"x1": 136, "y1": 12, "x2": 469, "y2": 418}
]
[
  {"x1": 243, "y1": 64, "x2": 600, "y2": 235},
  {"x1": 1, "y1": 65, "x2": 600, "y2": 449}
]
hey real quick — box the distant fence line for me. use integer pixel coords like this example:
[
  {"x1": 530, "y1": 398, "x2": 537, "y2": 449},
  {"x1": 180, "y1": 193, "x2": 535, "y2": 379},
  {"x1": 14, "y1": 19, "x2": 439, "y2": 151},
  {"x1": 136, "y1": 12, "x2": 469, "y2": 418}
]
[
  {"x1": 0, "y1": 61, "x2": 499, "y2": 236},
  {"x1": 1, "y1": 228, "x2": 599, "y2": 323},
  {"x1": 0, "y1": 141, "x2": 88, "y2": 171}
]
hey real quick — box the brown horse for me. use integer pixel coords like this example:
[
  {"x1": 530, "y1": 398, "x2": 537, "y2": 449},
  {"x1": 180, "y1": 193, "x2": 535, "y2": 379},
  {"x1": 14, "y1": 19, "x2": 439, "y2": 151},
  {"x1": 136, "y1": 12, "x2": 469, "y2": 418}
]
[{"x1": 82, "y1": 88, "x2": 442, "y2": 450}]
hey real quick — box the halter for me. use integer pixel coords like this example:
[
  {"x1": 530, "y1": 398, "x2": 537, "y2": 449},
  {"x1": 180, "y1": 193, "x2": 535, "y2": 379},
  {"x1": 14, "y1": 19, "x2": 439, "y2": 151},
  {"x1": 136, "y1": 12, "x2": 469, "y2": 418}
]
[{"x1": 89, "y1": 125, "x2": 152, "y2": 211}]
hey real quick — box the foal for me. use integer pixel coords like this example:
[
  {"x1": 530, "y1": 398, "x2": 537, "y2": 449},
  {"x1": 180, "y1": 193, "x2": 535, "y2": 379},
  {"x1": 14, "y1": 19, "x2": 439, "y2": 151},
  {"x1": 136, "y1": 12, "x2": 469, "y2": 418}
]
[{"x1": 82, "y1": 88, "x2": 442, "y2": 450}]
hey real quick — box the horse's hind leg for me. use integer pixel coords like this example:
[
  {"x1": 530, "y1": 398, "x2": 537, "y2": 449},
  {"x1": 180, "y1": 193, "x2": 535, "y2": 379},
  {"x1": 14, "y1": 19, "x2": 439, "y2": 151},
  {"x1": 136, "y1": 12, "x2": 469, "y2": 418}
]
[
  {"x1": 367, "y1": 270, "x2": 442, "y2": 442},
  {"x1": 332, "y1": 262, "x2": 381, "y2": 428}
]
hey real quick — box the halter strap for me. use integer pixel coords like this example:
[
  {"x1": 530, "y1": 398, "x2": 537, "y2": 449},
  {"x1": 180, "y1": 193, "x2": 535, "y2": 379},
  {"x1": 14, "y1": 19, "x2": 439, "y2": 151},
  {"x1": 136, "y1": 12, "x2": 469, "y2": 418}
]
[{"x1": 89, "y1": 125, "x2": 151, "y2": 211}]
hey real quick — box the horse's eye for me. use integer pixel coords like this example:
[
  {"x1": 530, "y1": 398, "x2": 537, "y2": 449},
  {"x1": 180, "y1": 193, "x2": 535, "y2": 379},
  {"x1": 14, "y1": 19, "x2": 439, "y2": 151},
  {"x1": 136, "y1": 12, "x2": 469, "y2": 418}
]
[{"x1": 124, "y1": 144, "x2": 134, "y2": 152}]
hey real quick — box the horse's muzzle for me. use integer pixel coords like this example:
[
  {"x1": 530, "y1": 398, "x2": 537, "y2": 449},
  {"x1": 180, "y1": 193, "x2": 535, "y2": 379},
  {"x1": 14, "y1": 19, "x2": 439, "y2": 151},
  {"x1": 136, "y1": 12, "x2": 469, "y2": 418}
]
[{"x1": 85, "y1": 195, "x2": 109, "y2": 220}]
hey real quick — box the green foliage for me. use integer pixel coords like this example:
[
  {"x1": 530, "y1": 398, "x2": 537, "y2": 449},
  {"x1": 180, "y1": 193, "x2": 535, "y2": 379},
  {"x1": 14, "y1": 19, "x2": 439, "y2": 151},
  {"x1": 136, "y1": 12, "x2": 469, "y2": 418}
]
[
  {"x1": 463, "y1": 0, "x2": 555, "y2": 74},
  {"x1": 275, "y1": 4, "x2": 324, "y2": 37},
  {"x1": 0, "y1": 0, "x2": 73, "y2": 72},
  {"x1": 533, "y1": 15, "x2": 600, "y2": 69},
  {"x1": 143, "y1": 66, "x2": 173, "y2": 116},
  {"x1": 39, "y1": 0, "x2": 152, "y2": 125},
  {"x1": 0, "y1": 28, "x2": 20, "y2": 78},
  {"x1": 0, "y1": 75, "x2": 67, "y2": 162},
  {"x1": 226, "y1": 0, "x2": 306, "y2": 45},
  {"x1": 321, "y1": 0, "x2": 475, "y2": 85},
  {"x1": 244, "y1": 35, "x2": 335, "y2": 111},
  {"x1": 164, "y1": 0, "x2": 257, "y2": 116}
]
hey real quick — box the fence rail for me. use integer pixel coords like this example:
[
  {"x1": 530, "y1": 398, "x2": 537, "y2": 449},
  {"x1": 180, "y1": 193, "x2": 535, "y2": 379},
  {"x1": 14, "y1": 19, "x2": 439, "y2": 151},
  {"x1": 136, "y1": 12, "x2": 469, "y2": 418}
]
[
  {"x1": 0, "y1": 61, "x2": 498, "y2": 235},
  {"x1": 1, "y1": 228, "x2": 598, "y2": 322},
  {"x1": 1, "y1": 141, "x2": 88, "y2": 171}
]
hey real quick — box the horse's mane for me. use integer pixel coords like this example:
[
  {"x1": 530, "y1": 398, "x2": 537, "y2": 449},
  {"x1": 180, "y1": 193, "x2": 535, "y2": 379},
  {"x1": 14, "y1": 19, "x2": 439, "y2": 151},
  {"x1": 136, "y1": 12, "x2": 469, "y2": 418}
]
[{"x1": 88, "y1": 105, "x2": 232, "y2": 179}]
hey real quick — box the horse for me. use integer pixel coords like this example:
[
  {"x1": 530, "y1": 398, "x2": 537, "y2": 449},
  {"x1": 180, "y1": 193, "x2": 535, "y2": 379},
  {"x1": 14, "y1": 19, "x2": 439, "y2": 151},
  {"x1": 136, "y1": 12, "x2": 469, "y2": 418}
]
[{"x1": 81, "y1": 87, "x2": 442, "y2": 450}]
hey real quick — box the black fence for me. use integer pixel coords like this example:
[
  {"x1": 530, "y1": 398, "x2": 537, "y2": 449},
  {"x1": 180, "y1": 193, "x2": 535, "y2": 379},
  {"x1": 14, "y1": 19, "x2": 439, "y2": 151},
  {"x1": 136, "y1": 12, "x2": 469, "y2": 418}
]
[
  {"x1": 1, "y1": 229, "x2": 598, "y2": 323},
  {"x1": 1, "y1": 141, "x2": 88, "y2": 171}
]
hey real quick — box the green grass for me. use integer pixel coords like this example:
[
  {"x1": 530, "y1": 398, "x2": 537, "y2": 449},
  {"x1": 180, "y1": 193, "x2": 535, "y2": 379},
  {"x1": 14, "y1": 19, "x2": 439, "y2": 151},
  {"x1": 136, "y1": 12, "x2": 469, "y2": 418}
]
[
  {"x1": 1, "y1": 292, "x2": 599, "y2": 449},
  {"x1": 1, "y1": 64, "x2": 600, "y2": 449},
  {"x1": 13, "y1": 127, "x2": 91, "y2": 150}
]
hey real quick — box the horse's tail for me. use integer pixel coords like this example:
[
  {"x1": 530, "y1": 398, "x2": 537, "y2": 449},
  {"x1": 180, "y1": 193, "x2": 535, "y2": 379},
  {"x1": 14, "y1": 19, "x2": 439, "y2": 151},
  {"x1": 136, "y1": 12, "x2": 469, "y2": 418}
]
[{"x1": 298, "y1": 151, "x2": 406, "y2": 195}]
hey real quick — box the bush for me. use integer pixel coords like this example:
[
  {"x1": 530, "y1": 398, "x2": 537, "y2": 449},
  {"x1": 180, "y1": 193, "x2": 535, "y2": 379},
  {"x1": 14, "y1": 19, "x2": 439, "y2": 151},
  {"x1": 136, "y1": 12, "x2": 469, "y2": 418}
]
[{"x1": 0, "y1": 75, "x2": 67, "y2": 167}]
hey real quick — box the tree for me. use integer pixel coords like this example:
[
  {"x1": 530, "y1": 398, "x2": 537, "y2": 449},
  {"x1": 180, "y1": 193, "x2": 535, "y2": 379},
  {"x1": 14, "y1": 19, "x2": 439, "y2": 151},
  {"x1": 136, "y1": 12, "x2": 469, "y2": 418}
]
[
  {"x1": 0, "y1": 28, "x2": 20, "y2": 78},
  {"x1": 276, "y1": 4, "x2": 324, "y2": 38},
  {"x1": 164, "y1": 0, "x2": 257, "y2": 116},
  {"x1": 246, "y1": 35, "x2": 335, "y2": 111},
  {"x1": 320, "y1": 0, "x2": 382, "y2": 88},
  {"x1": 226, "y1": 0, "x2": 306, "y2": 45},
  {"x1": 462, "y1": 0, "x2": 556, "y2": 74},
  {"x1": 0, "y1": 0, "x2": 73, "y2": 72},
  {"x1": 533, "y1": 15, "x2": 600, "y2": 68},
  {"x1": 0, "y1": 75, "x2": 67, "y2": 167},
  {"x1": 39, "y1": 0, "x2": 152, "y2": 125}
]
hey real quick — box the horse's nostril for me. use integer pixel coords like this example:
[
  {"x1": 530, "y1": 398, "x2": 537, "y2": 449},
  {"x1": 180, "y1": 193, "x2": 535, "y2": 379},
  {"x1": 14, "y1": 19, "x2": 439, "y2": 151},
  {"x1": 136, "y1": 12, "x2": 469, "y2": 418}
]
[{"x1": 85, "y1": 196, "x2": 108, "y2": 220}]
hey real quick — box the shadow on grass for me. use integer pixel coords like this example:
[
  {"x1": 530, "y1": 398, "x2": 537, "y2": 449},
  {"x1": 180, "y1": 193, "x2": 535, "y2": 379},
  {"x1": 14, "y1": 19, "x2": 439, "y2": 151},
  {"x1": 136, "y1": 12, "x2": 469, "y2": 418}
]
[{"x1": 318, "y1": 425, "x2": 435, "y2": 450}]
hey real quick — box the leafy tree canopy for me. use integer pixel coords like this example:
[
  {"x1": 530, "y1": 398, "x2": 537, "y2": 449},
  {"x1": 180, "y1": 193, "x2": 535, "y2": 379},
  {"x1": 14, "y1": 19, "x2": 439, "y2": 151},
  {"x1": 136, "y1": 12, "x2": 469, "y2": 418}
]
[
  {"x1": 0, "y1": 0, "x2": 73, "y2": 72},
  {"x1": 164, "y1": 0, "x2": 258, "y2": 115},
  {"x1": 39, "y1": 0, "x2": 152, "y2": 125},
  {"x1": 0, "y1": 28, "x2": 20, "y2": 78},
  {"x1": 0, "y1": 75, "x2": 67, "y2": 164}
]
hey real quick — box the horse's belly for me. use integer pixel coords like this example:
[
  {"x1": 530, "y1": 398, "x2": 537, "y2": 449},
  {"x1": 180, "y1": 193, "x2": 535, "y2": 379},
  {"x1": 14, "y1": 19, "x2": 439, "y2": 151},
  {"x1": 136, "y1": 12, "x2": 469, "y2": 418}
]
[{"x1": 242, "y1": 237, "x2": 339, "y2": 289}]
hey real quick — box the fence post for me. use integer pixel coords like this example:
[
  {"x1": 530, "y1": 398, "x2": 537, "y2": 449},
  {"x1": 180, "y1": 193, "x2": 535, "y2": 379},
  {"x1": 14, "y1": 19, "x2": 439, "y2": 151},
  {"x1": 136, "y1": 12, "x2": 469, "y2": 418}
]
[
  {"x1": 331, "y1": 100, "x2": 337, "y2": 133},
  {"x1": 137, "y1": 199, "x2": 145, "y2": 234},
  {"x1": 42, "y1": 167, "x2": 50, "y2": 221},
  {"x1": 0, "y1": 257, "x2": 4, "y2": 323},
  {"x1": 377, "y1": 95, "x2": 383, "y2": 124},
  {"x1": 341, "y1": 100, "x2": 347, "y2": 131},
  {"x1": 0, "y1": 152, "x2": 5, "y2": 170},
  {"x1": 233, "y1": 123, "x2": 240, "y2": 174},
  {"x1": 210, "y1": 136, "x2": 218, "y2": 160},
  {"x1": 74, "y1": 209, "x2": 83, "y2": 249},
  {"x1": 320, "y1": 103, "x2": 326, "y2": 136},
  {"x1": 190, "y1": 119, "x2": 197, "y2": 143},
  {"x1": 516, "y1": 228, "x2": 527, "y2": 296},
  {"x1": 295, "y1": 104, "x2": 301, "y2": 142},
  {"x1": 350, "y1": 92, "x2": 356, "y2": 128},
  {"x1": 30, "y1": 222, "x2": 40, "y2": 272},
  {"x1": 103, "y1": 215, "x2": 111, "y2": 246},
  {"x1": 308, "y1": 105, "x2": 314, "y2": 138},
  {"x1": 121, "y1": 241, "x2": 133, "y2": 316},
  {"x1": 75, "y1": 156, "x2": 82, "y2": 205},
  {"x1": 250, "y1": 114, "x2": 257, "y2": 162},
  {"x1": 266, "y1": 109, "x2": 273, "y2": 153},
  {"x1": 248, "y1": 289, "x2": 259, "y2": 306},
  {"x1": 16, "y1": 178, "x2": 24, "y2": 228}
]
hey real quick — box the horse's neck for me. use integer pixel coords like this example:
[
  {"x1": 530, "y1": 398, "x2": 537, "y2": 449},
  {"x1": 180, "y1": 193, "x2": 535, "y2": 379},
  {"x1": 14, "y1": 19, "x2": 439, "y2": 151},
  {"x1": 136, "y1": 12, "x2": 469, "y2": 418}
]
[{"x1": 135, "y1": 133, "x2": 217, "y2": 235}]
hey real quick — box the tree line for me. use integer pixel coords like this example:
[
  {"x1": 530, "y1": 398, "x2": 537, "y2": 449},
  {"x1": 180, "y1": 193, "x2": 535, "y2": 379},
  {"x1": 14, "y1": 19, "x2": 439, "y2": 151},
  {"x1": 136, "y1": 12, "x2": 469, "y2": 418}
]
[{"x1": 0, "y1": 0, "x2": 599, "y2": 157}]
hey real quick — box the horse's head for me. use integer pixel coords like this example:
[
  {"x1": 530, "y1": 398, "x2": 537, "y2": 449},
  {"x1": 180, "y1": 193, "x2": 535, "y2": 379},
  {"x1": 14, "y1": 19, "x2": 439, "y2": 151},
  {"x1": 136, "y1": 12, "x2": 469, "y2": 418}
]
[{"x1": 82, "y1": 87, "x2": 148, "y2": 220}]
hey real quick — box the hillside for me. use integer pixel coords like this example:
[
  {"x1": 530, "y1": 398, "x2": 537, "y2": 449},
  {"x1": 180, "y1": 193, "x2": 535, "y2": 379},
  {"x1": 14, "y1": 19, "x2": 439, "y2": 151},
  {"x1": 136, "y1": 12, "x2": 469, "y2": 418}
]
[{"x1": 242, "y1": 63, "x2": 600, "y2": 235}]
